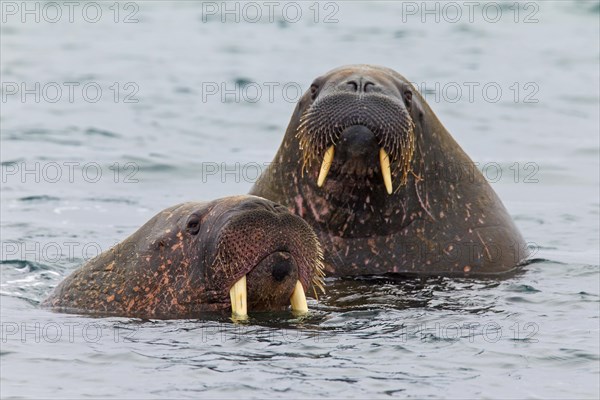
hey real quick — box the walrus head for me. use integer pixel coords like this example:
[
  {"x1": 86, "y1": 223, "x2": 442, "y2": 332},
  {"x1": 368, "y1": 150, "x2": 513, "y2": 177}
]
[
  {"x1": 296, "y1": 65, "x2": 420, "y2": 195},
  {"x1": 253, "y1": 65, "x2": 430, "y2": 238},
  {"x1": 42, "y1": 195, "x2": 324, "y2": 319},
  {"x1": 195, "y1": 196, "x2": 325, "y2": 317}
]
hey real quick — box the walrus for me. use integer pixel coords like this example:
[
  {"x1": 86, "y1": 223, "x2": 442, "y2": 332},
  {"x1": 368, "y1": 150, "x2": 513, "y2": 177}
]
[
  {"x1": 250, "y1": 65, "x2": 528, "y2": 276},
  {"x1": 42, "y1": 195, "x2": 325, "y2": 319}
]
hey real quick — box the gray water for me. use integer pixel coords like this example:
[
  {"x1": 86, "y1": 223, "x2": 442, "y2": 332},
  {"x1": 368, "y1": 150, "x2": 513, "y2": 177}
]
[{"x1": 1, "y1": 1, "x2": 599, "y2": 398}]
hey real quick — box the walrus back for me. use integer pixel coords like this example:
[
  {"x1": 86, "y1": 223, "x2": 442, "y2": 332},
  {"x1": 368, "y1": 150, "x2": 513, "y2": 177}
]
[{"x1": 41, "y1": 204, "x2": 188, "y2": 315}]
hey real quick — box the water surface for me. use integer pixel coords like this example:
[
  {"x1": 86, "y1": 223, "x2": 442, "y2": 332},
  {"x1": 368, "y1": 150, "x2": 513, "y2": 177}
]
[{"x1": 1, "y1": 1, "x2": 599, "y2": 398}]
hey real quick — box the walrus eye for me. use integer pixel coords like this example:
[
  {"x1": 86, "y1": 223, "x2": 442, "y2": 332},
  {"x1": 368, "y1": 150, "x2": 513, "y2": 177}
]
[
  {"x1": 403, "y1": 89, "x2": 413, "y2": 107},
  {"x1": 185, "y1": 215, "x2": 201, "y2": 235},
  {"x1": 310, "y1": 84, "x2": 319, "y2": 100}
]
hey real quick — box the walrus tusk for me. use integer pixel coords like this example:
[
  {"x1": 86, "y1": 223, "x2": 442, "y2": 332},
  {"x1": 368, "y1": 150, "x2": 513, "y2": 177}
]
[
  {"x1": 290, "y1": 281, "x2": 308, "y2": 313},
  {"x1": 317, "y1": 145, "x2": 335, "y2": 187},
  {"x1": 230, "y1": 275, "x2": 248, "y2": 318},
  {"x1": 379, "y1": 148, "x2": 393, "y2": 195}
]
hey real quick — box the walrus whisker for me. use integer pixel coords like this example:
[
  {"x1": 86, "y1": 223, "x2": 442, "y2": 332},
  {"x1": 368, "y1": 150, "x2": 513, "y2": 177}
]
[
  {"x1": 295, "y1": 91, "x2": 415, "y2": 191},
  {"x1": 212, "y1": 208, "x2": 326, "y2": 313}
]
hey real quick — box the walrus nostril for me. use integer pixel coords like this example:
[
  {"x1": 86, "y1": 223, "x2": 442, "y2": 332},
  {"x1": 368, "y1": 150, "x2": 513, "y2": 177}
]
[
  {"x1": 364, "y1": 81, "x2": 375, "y2": 92},
  {"x1": 271, "y1": 258, "x2": 293, "y2": 282},
  {"x1": 344, "y1": 79, "x2": 376, "y2": 93}
]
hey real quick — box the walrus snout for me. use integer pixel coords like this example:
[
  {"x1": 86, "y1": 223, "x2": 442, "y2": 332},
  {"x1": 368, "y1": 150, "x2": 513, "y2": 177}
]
[
  {"x1": 333, "y1": 125, "x2": 380, "y2": 178},
  {"x1": 270, "y1": 252, "x2": 294, "y2": 282},
  {"x1": 244, "y1": 251, "x2": 300, "y2": 312},
  {"x1": 338, "y1": 125, "x2": 378, "y2": 159},
  {"x1": 211, "y1": 204, "x2": 324, "y2": 318},
  {"x1": 298, "y1": 82, "x2": 415, "y2": 195}
]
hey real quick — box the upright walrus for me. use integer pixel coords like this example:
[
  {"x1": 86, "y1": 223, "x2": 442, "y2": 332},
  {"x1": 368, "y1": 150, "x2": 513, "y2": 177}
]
[
  {"x1": 251, "y1": 65, "x2": 528, "y2": 276},
  {"x1": 43, "y1": 195, "x2": 324, "y2": 319}
]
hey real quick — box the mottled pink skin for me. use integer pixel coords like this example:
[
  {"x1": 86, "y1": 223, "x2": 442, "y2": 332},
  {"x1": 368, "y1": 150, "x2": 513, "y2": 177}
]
[
  {"x1": 42, "y1": 196, "x2": 323, "y2": 319},
  {"x1": 251, "y1": 65, "x2": 528, "y2": 276}
]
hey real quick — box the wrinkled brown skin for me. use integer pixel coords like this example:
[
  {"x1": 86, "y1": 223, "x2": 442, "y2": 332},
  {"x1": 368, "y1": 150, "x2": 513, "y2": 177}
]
[
  {"x1": 250, "y1": 65, "x2": 529, "y2": 276},
  {"x1": 42, "y1": 195, "x2": 323, "y2": 319}
]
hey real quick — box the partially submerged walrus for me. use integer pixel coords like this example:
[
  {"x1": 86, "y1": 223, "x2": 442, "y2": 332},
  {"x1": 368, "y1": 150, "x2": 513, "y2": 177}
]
[
  {"x1": 251, "y1": 65, "x2": 528, "y2": 276},
  {"x1": 43, "y1": 195, "x2": 324, "y2": 319}
]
